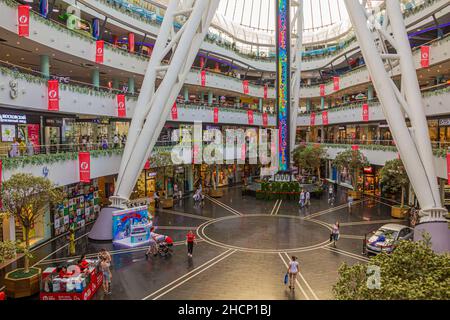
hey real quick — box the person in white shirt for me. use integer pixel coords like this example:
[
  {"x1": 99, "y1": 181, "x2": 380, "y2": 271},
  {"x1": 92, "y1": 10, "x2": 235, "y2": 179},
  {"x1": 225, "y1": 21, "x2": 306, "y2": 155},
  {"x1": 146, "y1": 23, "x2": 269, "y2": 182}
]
[
  {"x1": 113, "y1": 134, "x2": 120, "y2": 148},
  {"x1": 286, "y1": 256, "x2": 299, "y2": 290},
  {"x1": 299, "y1": 190, "x2": 305, "y2": 208},
  {"x1": 305, "y1": 190, "x2": 311, "y2": 207}
]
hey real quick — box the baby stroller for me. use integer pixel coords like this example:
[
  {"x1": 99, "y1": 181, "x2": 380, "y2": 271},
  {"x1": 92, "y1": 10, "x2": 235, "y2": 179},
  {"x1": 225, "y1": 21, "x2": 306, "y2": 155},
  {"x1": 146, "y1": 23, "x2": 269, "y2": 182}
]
[{"x1": 157, "y1": 241, "x2": 173, "y2": 257}]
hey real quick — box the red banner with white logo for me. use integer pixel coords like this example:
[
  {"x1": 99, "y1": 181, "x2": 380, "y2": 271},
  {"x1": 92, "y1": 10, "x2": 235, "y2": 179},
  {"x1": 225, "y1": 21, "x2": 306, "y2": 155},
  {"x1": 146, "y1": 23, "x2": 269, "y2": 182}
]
[
  {"x1": 213, "y1": 107, "x2": 218, "y2": 123},
  {"x1": 320, "y1": 84, "x2": 325, "y2": 97},
  {"x1": 200, "y1": 70, "x2": 206, "y2": 87},
  {"x1": 128, "y1": 33, "x2": 135, "y2": 53},
  {"x1": 362, "y1": 104, "x2": 369, "y2": 122},
  {"x1": 18, "y1": 5, "x2": 30, "y2": 37},
  {"x1": 95, "y1": 40, "x2": 104, "y2": 64},
  {"x1": 322, "y1": 111, "x2": 328, "y2": 125},
  {"x1": 47, "y1": 80, "x2": 59, "y2": 111},
  {"x1": 117, "y1": 94, "x2": 126, "y2": 118},
  {"x1": 310, "y1": 112, "x2": 316, "y2": 126},
  {"x1": 171, "y1": 102, "x2": 178, "y2": 120},
  {"x1": 263, "y1": 84, "x2": 268, "y2": 99},
  {"x1": 247, "y1": 110, "x2": 254, "y2": 125},
  {"x1": 421, "y1": 46, "x2": 430, "y2": 68},
  {"x1": 262, "y1": 113, "x2": 268, "y2": 127},
  {"x1": 447, "y1": 154, "x2": 450, "y2": 182},
  {"x1": 333, "y1": 76, "x2": 340, "y2": 91},
  {"x1": 243, "y1": 80, "x2": 249, "y2": 95},
  {"x1": 27, "y1": 124, "x2": 40, "y2": 152},
  {"x1": 144, "y1": 159, "x2": 150, "y2": 170},
  {"x1": 352, "y1": 145, "x2": 359, "y2": 151},
  {"x1": 79, "y1": 152, "x2": 91, "y2": 183}
]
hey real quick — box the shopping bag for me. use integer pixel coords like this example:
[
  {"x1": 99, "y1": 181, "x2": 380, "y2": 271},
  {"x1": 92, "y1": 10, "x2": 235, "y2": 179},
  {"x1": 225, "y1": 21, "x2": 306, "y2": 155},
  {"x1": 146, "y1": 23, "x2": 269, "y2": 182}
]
[{"x1": 284, "y1": 273, "x2": 288, "y2": 285}]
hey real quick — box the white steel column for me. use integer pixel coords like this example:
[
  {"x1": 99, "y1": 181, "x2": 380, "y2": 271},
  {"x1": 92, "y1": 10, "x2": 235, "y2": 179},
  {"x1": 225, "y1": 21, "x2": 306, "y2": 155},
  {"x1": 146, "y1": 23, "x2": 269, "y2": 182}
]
[
  {"x1": 344, "y1": 0, "x2": 447, "y2": 221},
  {"x1": 112, "y1": 0, "x2": 220, "y2": 207},
  {"x1": 290, "y1": 0, "x2": 303, "y2": 166}
]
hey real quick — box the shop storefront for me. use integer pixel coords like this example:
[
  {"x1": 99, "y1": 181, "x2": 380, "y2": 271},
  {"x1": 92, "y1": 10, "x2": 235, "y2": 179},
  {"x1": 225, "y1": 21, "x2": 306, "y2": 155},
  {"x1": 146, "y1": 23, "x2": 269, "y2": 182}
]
[{"x1": 362, "y1": 165, "x2": 381, "y2": 196}]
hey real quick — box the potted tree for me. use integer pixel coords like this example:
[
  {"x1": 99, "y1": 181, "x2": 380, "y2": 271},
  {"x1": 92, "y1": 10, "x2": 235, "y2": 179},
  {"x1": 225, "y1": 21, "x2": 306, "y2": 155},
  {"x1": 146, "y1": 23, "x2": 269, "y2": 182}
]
[
  {"x1": 333, "y1": 149, "x2": 369, "y2": 200},
  {"x1": 293, "y1": 144, "x2": 326, "y2": 181},
  {"x1": 1, "y1": 173, "x2": 62, "y2": 298},
  {"x1": 379, "y1": 158, "x2": 410, "y2": 218}
]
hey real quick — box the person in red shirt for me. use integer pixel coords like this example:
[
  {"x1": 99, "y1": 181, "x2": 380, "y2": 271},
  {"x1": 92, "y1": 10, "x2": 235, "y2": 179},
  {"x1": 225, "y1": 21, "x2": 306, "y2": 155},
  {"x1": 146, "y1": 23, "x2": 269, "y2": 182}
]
[
  {"x1": 58, "y1": 266, "x2": 73, "y2": 278},
  {"x1": 165, "y1": 236, "x2": 173, "y2": 247},
  {"x1": 186, "y1": 230, "x2": 196, "y2": 258},
  {"x1": 78, "y1": 254, "x2": 89, "y2": 272}
]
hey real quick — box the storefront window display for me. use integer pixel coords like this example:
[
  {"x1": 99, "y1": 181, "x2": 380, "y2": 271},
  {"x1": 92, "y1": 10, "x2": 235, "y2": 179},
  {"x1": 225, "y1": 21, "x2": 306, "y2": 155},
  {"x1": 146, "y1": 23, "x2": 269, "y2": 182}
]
[
  {"x1": 438, "y1": 118, "x2": 450, "y2": 148},
  {"x1": 362, "y1": 166, "x2": 381, "y2": 196},
  {"x1": 134, "y1": 169, "x2": 157, "y2": 199}
]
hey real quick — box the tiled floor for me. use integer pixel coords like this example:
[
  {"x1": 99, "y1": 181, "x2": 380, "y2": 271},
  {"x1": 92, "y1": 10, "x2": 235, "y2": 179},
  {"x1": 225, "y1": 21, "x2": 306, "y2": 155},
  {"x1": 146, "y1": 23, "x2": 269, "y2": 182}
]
[{"x1": 5, "y1": 185, "x2": 408, "y2": 300}]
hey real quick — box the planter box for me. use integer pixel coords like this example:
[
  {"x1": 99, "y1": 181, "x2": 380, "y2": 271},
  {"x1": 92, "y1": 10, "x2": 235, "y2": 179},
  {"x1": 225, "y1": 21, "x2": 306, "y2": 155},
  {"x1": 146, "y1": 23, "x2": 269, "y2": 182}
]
[
  {"x1": 209, "y1": 189, "x2": 224, "y2": 198},
  {"x1": 4, "y1": 267, "x2": 41, "y2": 298},
  {"x1": 391, "y1": 206, "x2": 410, "y2": 219},
  {"x1": 161, "y1": 198, "x2": 174, "y2": 209}
]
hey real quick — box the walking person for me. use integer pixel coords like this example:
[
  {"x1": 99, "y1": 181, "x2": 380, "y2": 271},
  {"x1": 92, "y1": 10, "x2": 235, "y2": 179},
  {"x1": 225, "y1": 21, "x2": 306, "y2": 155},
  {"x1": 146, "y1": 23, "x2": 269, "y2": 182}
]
[
  {"x1": 328, "y1": 184, "x2": 334, "y2": 205},
  {"x1": 186, "y1": 230, "x2": 197, "y2": 258},
  {"x1": 305, "y1": 190, "x2": 311, "y2": 207},
  {"x1": 330, "y1": 221, "x2": 340, "y2": 247},
  {"x1": 286, "y1": 256, "x2": 299, "y2": 291},
  {"x1": 299, "y1": 189, "x2": 305, "y2": 208},
  {"x1": 348, "y1": 193, "x2": 354, "y2": 213}
]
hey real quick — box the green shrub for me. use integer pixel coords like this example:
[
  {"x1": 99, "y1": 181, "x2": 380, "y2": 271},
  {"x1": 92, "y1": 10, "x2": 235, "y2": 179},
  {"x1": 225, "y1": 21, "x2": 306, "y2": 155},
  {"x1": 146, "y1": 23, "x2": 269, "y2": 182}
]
[{"x1": 0, "y1": 240, "x2": 18, "y2": 263}]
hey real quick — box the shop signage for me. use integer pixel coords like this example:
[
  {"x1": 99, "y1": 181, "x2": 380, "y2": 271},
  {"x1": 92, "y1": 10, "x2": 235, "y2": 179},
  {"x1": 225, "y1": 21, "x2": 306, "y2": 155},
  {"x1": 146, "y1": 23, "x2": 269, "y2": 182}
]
[
  {"x1": 363, "y1": 166, "x2": 373, "y2": 174},
  {"x1": 438, "y1": 118, "x2": 450, "y2": 126},
  {"x1": 274, "y1": 172, "x2": 291, "y2": 182},
  {"x1": 171, "y1": 102, "x2": 178, "y2": 120},
  {"x1": 263, "y1": 84, "x2": 268, "y2": 99},
  {"x1": 447, "y1": 153, "x2": 450, "y2": 182},
  {"x1": 50, "y1": 75, "x2": 70, "y2": 84},
  {"x1": 262, "y1": 112, "x2": 268, "y2": 127},
  {"x1": 322, "y1": 111, "x2": 329, "y2": 125},
  {"x1": 0, "y1": 113, "x2": 27, "y2": 124},
  {"x1": 95, "y1": 40, "x2": 104, "y2": 64},
  {"x1": 243, "y1": 80, "x2": 249, "y2": 95},
  {"x1": 117, "y1": 94, "x2": 126, "y2": 118},
  {"x1": 47, "y1": 80, "x2": 59, "y2": 111},
  {"x1": 78, "y1": 152, "x2": 91, "y2": 183},
  {"x1": 333, "y1": 76, "x2": 340, "y2": 91},
  {"x1": 420, "y1": 46, "x2": 430, "y2": 68},
  {"x1": 18, "y1": 5, "x2": 30, "y2": 37},
  {"x1": 310, "y1": 112, "x2": 316, "y2": 126},
  {"x1": 45, "y1": 118, "x2": 62, "y2": 125},
  {"x1": 9, "y1": 80, "x2": 18, "y2": 99},
  {"x1": 128, "y1": 32, "x2": 135, "y2": 53},
  {"x1": 362, "y1": 104, "x2": 369, "y2": 122},
  {"x1": 200, "y1": 70, "x2": 206, "y2": 87},
  {"x1": 213, "y1": 107, "x2": 219, "y2": 123},
  {"x1": 320, "y1": 84, "x2": 325, "y2": 97},
  {"x1": 247, "y1": 110, "x2": 254, "y2": 125},
  {"x1": 147, "y1": 171, "x2": 156, "y2": 178}
]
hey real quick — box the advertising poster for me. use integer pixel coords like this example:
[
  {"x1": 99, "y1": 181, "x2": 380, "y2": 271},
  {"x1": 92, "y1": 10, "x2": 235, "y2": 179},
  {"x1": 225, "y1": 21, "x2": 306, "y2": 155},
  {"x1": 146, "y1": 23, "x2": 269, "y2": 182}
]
[
  {"x1": 112, "y1": 206, "x2": 151, "y2": 247},
  {"x1": 27, "y1": 124, "x2": 40, "y2": 149},
  {"x1": 2, "y1": 124, "x2": 16, "y2": 142}
]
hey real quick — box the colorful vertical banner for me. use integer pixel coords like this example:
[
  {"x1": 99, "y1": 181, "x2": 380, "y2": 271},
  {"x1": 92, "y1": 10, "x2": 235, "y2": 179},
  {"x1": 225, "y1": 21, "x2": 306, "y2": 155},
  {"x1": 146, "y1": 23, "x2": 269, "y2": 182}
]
[
  {"x1": 352, "y1": 145, "x2": 359, "y2": 151},
  {"x1": 213, "y1": 107, "x2": 219, "y2": 123},
  {"x1": 47, "y1": 80, "x2": 59, "y2": 111},
  {"x1": 117, "y1": 94, "x2": 126, "y2": 118},
  {"x1": 322, "y1": 111, "x2": 329, "y2": 125},
  {"x1": 362, "y1": 103, "x2": 369, "y2": 122},
  {"x1": 39, "y1": 0, "x2": 49, "y2": 18},
  {"x1": 18, "y1": 5, "x2": 30, "y2": 37},
  {"x1": 264, "y1": 84, "x2": 268, "y2": 99},
  {"x1": 247, "y1": 110, "x2": 254, "y2": 125},
  {"x1": 95, "y1": 40, "x2": 104, "y2": 64},
  {"x1": 200, "y1": 56, "x2": 205, "y2": 69},
  {"x1": 171, "y1": 102, "x2": 178, "y2": 120},
  {"x1": 92, "y1": 18, "x2": 100, "y2": 40},
  {"x1": 320, "y1": 84, "x2": 325, "y2": 97},
  {"x1": 262, "y1": 113, "x2": 268, "y2": 127},
  {"x1": 421, "y1": 46, "x2": 430, "y2": 68},
  {"x1": 128, "y1": 33, "x2": 135, "y2": 53},
  {"x1": 27, "y1": 124, "x2": 40, "y2": 151},
  {"x1": 333, "y1": 76, "x2": 340, "y2": 91},
  {"x1": 276, "y1": 0, "x2": 290, "y2": 171},
  {"x1": 447, "y1": 154, "x2": 450, "y2": 182},
  {"x1": 79, "y1": 152, "x2": 91, "y2": 183},
  {"x1": 241, "y1": 144, "x2": 246, "y2": 162},
  {"x1": 200, "y1": 70, "x2": 206, "y2": 87},
  {"x1": 243, "y1": 80, "x2": 249, "y2": 94},
  {"x1": 144, "y1": 159, "x2": 150, "y2": 170},
  {"x1": 310, "y1": 112, "x2": 316, "y2": 126}
]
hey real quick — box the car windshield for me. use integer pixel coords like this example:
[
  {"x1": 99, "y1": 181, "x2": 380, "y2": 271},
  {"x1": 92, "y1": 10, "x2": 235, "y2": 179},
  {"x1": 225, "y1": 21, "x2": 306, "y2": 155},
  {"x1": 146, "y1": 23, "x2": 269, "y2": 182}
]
[{"x1": 374, "y1": 229, "x2": 398, "y2": 240}]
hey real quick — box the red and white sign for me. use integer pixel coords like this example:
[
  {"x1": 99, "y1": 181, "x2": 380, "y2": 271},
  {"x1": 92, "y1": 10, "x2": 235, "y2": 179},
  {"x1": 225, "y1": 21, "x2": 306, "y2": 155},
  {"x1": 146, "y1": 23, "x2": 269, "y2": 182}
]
[
  {"x1": 421, "y1": 46, "x2": 430, "y2": 68},
  {"x1": 362, "y1": 103, "x2": 369, "y2": 122},
  {"x1": 247, "y1": 110, "x2": 254, "y2": 125},
  {"x1": 243, "y1": 80, "x2": 249, "y2": 94},
  {"x1": 310, "y1": 112, "x2": 316, "y2": 126},
  {"x1": 262, "y1": 113, "x2": 268, "y2": 127},
  {"x1": 200, "y1": 70, "x2": 206, "y2": 87},
  {"x1": 333, "y1": 76, "x2": 340, "y2": 91},
  {"x1": 128, "y1": 33, "x2": 135, "y2": 53},
  {"x1": 78, "y1": 152, "x2": 91, "y2": 183},
  {"x1": 117, "y1": 94, "x2": 126, "y2": 118},
  {"x1": 447, "y1": 153, "x2": 450, "y2": 182},
  {"x1": 320, "y1": 84, "x2": 325, "y2": 97},
  {"x1": 18, "y1": 5, "x2": 30, "y2": 37},
  {"x1": 144, "y1": 159, "x2": 150, "y2": 170},
  {"x1": 322, "y1": 111, "x2": 328, "y2": 125},
  {"x1": 213, "y1": 107, "x2": 219, "y2": 123},
  {"x1": 27, "y1": 124, "x2": 40, "y2": 152},
  {"x1": 171, "y1": 102, "x2": 178, "y2": 120},
  {"x1": 351, "y1": 145, "x2": 359, "y2": 151},
  {"x1": 263, "y1": 84, "x2": 268, "y2": 99},
  {"x1": 47, "y1": 80, "x2": 59, "y2": 111},
  {"x1": 95, "y1": 40, "x2": 104, "y2": 64},
  {"x1": 200, "y1": 57, "x2": 205, "y2": 69}
]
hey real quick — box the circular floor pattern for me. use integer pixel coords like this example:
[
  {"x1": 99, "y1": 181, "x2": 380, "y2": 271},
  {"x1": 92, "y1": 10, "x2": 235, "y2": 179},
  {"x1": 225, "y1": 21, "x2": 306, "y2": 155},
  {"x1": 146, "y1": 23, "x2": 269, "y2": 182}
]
[{"x1": 197, "y1": 214, "x2": 332, "y2": 253}]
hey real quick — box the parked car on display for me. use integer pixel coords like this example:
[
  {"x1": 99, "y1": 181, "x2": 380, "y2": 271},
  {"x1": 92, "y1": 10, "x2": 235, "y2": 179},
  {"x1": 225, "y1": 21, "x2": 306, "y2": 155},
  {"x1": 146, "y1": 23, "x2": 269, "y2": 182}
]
[{"x1": 365, "y1": 224, "x2": 414, "y2": 255}]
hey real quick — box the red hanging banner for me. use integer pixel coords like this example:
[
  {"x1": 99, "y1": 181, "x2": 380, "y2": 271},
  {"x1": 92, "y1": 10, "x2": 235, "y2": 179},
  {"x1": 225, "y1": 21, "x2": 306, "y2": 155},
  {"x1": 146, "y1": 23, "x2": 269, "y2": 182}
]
[
  {"x1": 117, "y1": 94, "x2": 126, "y2": 118},
  {"x1": 320, "y1": 84, "x2": 325, "y2": 97},
  {"x1": 351, "y1": 145, "x2": 359, "y2": 151},
  {"x1": 247, "y1": 110, "x2": 254, "y2": 125},
  {"x1": 421, "y1": 46, "x2": 430, "y2": 68},
  {"x1": 18, "y1": 5, "x2": 30, "y2": 37},
  {"x1": 200, "y1": 70, "x2": 206, "y2": 87},
  {"x1": 333, "y1": 76, "x2": 340, "y2": 91},
  {"x1": 128, "y1": 33, "x2": 135, "y2": 53},
  {"x1": 262, "y1": 113, "x2": 268, "y2": 127},
  {"x1": 213, "y1": 107, "x2": 219, "y2": 123},
  {"x1": 322, "y1": 111, "x2": 329, "y2": 125},
  {"x1": 243, "y1": 80, "x2": 249, "y2": 94},
  {"x1": 447, "y1": 154, "x2": 450, "y2": 182},
  {"x1": 362, "y1": 103, "x2": 369, "y2": 122},
  {"x1": 79, "y1": 152, "x2": 91, "y2": 183},
  {"x1": 263, "y1": 84, "x2": 268, "y2": 99},
  {"x1": 144, "y1": 159, "x2": 150, "y2": 170},
  {"x1": 200, "y1": 57, "x2": 205, "y2": 69},
  {"x1": 47, "y1": 80, "x2": 59, "y2": 111},
  {"x1": 171, "y1": 102, "x2": 178, "y2": 120},
  {"x1": 310, "y1": 112, "x2": 316, "y2": 126},
  {"x1": 95, "y1": 40, "x2": 104, "y2": 64}
]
